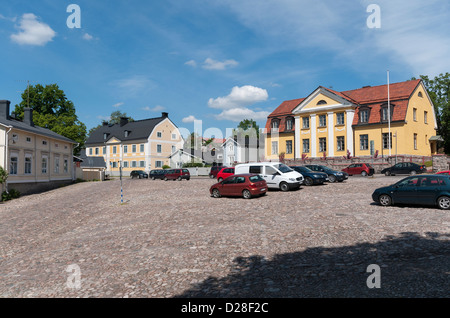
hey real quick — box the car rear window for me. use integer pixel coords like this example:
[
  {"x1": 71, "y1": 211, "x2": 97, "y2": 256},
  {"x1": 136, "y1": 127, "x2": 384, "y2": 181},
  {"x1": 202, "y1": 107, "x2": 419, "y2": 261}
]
[
  {"x1": 249, "y1": 175, "x2": 264, "y2": 182},
  {"x1": 182, "y1": 169, "x2": 189, "y2": 173}
]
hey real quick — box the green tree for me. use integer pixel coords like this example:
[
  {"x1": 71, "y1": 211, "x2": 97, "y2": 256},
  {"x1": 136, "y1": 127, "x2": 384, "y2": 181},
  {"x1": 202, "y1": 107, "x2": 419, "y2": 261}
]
[
  {"x1": 12, "y1": 84, "x2": 87, "y2": 155},
  {"x1": 413, "y1": 73, "x2": 450, "y2": 153},
  {"x1": 0, "y1": 166, "x2": 7, "y2": 190},
  {"x1": 235, "y1": 119, "x2": 260, "y2": 138}
]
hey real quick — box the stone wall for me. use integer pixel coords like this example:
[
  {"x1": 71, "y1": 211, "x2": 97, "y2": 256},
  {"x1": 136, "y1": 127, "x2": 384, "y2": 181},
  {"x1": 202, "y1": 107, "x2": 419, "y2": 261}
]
[
  {"x1": 7, "y1": 180, "x2": 73, "y2": 196},
  {"x1": 431, "y1": 154, "x2": 450, "y2": 172}
]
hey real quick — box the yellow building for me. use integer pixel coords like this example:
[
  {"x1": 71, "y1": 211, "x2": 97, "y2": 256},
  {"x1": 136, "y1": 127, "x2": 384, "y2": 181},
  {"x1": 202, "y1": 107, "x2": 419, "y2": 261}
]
[
  {"x1": 85, "y1": 112, "x2": 183, "y2": 176},
  {"x1": 0, "y1": 101, "x2": 76, "y2": 194},
  {"x1": 265, "y1": 79, "x2": 438, "y2": 159}
]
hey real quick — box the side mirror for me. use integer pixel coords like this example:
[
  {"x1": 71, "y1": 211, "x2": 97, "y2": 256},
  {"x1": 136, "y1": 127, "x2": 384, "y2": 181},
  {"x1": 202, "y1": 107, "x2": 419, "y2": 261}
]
[{"x1": 273, "y1": 172, "x2": 280, "y2": 176}]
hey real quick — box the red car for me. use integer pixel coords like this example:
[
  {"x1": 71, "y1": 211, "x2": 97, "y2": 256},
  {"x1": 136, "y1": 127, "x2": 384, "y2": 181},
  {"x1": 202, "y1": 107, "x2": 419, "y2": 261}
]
[
  {"x1": 436, "y1": 170, "x2": 450, "y2": 175},
  {"x1": 164, "y1": 169, "x2": 190, "y2": 181},
  {"x1": 342, "y1": 163, "x2": 375, "y2": 176},
  {"x1": 210, "y1": 174, "x2": 267, "y2": 199},
  {"x1": 217, "y1": 167, "x2": 235, "y2": 182}
]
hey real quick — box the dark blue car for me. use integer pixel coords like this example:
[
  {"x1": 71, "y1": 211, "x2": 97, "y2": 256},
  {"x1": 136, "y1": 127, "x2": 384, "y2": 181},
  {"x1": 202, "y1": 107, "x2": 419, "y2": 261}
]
[
  {"x1": 304, "y1": 164, "x2": 348, "y2": 183},
  {"x1": 372, "y1": 174, "x2": 450, "y2": 210},
  {"x1": 290, "y1": 166, "x2": 328, "y2": 186}
]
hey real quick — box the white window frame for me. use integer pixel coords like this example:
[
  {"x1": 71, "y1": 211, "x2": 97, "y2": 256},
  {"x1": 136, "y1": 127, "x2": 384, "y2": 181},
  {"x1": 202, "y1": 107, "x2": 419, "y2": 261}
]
[{"x1": 10, "y1": 154, "x2": 19, "y2": 175}]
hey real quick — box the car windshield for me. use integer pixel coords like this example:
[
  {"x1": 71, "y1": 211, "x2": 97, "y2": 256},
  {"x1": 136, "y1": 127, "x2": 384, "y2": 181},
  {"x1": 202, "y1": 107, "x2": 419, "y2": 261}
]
[
  {"x1": 249, "y1": 175, "x2": 264, "y2": 182},
  {"x1": 274, "y1": 164, "x2": 293, "y2": 173},
  {"x1": 296, "y1": 166, "x2": 312, "y2": 173}
]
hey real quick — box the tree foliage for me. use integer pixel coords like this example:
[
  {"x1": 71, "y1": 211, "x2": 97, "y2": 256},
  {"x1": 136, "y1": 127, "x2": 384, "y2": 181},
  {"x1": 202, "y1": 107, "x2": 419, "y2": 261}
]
[
  {"x1": 413, "y1": 73, "x2": 450, "y2": 153},
  {"x1": 12, "y1": 84, "x2": 87, "y2": 155}
]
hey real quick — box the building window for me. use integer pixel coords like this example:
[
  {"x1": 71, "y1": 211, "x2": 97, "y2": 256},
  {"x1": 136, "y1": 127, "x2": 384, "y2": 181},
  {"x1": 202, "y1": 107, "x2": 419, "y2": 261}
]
[
  {"x1": 172, "y1": 133, "x2": 177, "y2": 140},
  {"x1": 26, "y1": 137, "x2": 32, "y2": 143},
  {"x1": 286, "y1": 140, "x2": 293, "y2": 154},
  {"x1": 271, "y1": 119, "x2": 279, "y2": 129},
  {"x1": 172, "y1": 146, "x2": 176, "y2": 154},
  {"x1": 336, "y1": 136, "x2": 345, "y2": 152},
  {"x1": 139, "y1": 161, "x2": 145, "y2": 168},
  {"x1": 103, "y1": 147, "x2": 106, "y2": 154},
  {"x1": 418, "y1": 92, "x2": 423, "y2": 98},
  {"x1": 156, "y1": 161, "x2": 163, "y2": 168},
  {"x1": 42, "y1": 157, "x2": 48, "y2": 174},
  {"x1": 414, "y1": 133, "x2": 418, "y2": 150},
  {"x1": 89, "y1": 148, "x2": 93, "y2": 155},
  {"x1": 55, "y1": 143, "x2": 59, "y2": 148},
  {"x1": 132, "y1": 145, "x2": 137, "y2": 153},
  {"x1": 319, "y1": 138, "x2": 327, "y2": 153},
  {"x1": 317, "y1": 100, "x2": 327, "y2": 105},
  {"x1": 104, "y1": 133, "x2": 108, "y2": 140},
  {"x1": 360, "y1": 109, "x2": 369, "y2": 123},
  {"x1": 413, "y1": 108, "x2": 417, "y2": 121},
  {"x1": 54, "y1": 157, "x2": 60, "y2": 174},
  {"x1": 112, "y1": 161, "x2": 118, "y2": 168},
  {"x1": 123, "y1": 161, "x2": 128, "y2": 168},
  {"x1": 42, "y1": 140, "x2": 48, "y2": 145},
  {"x1": 95, "y1": 147, "x2": 99, "y2": 155},
  {"x1": 157, "y1": 132, "x2": 162, "y2": 138},
  {"x1": 271, "y1": 141, "x2": 278, "y2": 155},
  {"x1": 336, "y1": 113, "x2": 345, "y2": 125},
  {"x1": 10, "y1": 156, "x2": 18, "y2": 175},
  {"x1": 124, "y1": 130, "x2": 129, "y2": 138},
  {"x1": 140, "y1": 144, "x2": 144, "y2": 152},
  {"x1": 319, "y1": 115, "x2": 327, "y2": 127},
  {"x1": 286, "y1": 117, "x2": 294, "y2": 131},
  {"x1": 25, "y1": 156, "x2": 32, "y2": 174},
  {"x1": 381, "y1": 106, "x2": 393, "y2": 122},
  {"x1": 424, "y1": 111, "x2": 428, "y2": 124},
  {"x1": 360, "y1": 134, "x2": 369, "y2": 150},
  {"x1": 113, "y1": 146, "x2": 117, "y2": 154},
  {"x1": 303, "y1": 139, "x2": 310, "y2": 153},
  {"x1": 302, "y1": 117, "x2": 310, "y2": 129},
  {"x1": 382, "y1": 133, "x2": 392, "y2": 149},
  {"x1": 157, "y1": 144, "x2": 162, "y2": 153},
  {"x1": 131, "y1": 161, "x2": 137, "y2": 168},
  {"x1": 64, "y1": 159, "x2": 68, "y2": 173},
  {"x1": 124, "y1": 145, "x2": 128, "y2": 153}
]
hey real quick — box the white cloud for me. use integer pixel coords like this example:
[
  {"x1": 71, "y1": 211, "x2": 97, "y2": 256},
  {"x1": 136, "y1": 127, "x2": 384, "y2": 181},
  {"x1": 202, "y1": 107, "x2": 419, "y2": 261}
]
[
  {"x1": 182, "y1": 115, "x2": 198, "y2": 123},
  {"x1": 82, "y1": 33, "x2": 94, "y2": 41},
  {"x1": 97, "y1": 115, "x2": 111, "y2": 121},
  {"x1": 215, "y1": 108, "x2": 270, "y2": 122},
  {"x1": 202, "y1": 58, "x2": 238, "y2": 70},
  {"x1": 208, "y1": 85, "x2": 268, "y2": 110},
  {"x1": 10, "y1": 13, "x2": 56, "y2": 46},
  {"x1": 142, "y1": 105, "x2": 165, "y2": 112},
  {"x1": 185, "y1": 60, "x2": 197, "y2": 67},
  {"x1": 112, "y1": 102, "x2": 124, "y2": 108},
  {"x1": 112, "y1": 75, "x2": 156, "y2": 97}
]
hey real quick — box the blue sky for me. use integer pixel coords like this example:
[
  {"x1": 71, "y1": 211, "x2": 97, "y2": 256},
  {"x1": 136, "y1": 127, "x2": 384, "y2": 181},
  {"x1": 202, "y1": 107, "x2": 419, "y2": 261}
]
[{"x1": 1, "y1": 0, "x2": 449, "y2": 139}]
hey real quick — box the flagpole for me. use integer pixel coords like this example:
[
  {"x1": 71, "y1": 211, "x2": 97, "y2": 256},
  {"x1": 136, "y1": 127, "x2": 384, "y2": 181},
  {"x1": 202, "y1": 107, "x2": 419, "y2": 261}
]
[{"x1": 387, "y1": 70, "x2": 391, "y2": 157}]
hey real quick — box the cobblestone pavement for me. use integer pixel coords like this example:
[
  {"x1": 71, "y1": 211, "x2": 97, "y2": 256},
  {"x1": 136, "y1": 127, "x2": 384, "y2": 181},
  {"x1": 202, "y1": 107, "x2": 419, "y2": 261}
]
[{"x1": 0, "y1": 176, "x2": 449, "y2": 297}]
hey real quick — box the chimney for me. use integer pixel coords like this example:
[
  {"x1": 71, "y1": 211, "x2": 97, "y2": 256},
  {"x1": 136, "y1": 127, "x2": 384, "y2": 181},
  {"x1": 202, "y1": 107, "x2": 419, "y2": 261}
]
[
  {"x1": 24, "y1": 108, "x2": 34, "y2": 126},
  {"x1": 120, "y1": 117, "x2": 128, "y2": 127},
  {"x1": 0, "y1": 100, "x2": 11, "y2": 120},
  {"x1": 162, "y1": 112, "x2": 168, "y2": 118}
]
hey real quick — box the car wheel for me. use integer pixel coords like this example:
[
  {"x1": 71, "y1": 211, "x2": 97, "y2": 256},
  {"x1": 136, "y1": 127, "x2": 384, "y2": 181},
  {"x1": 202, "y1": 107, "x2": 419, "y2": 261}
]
[
  {"x1": 212, "y1": 188, "x2": 221, "y2": 198},
  {"x1": 379, "y1": 194, "x2": 392, "y2": 207},
  {"x1": 151, "y1": 176, "x2": 155, "y2": 180},
  {"x1": 385, "y1": 171, "x2": 391, "y2": 176},
  {"x1": 305, "y1": 177, "x2": 313, "y2": 186},
  {"x1": 410, "y1": 170, "x2": 417, "y2": 175},
  {"x1": 209, "y1": 174, "x2": 215, "y2": 179},
  {"x1": 242, "y1": 189, "x2": 252, "y2": 199},
  {"x1": 280, "y1": 182, "x2": 289, "y2": 192},
  {"x1": 164, "y1": 177, "x2": 168, "y2": 181},
  {"x1": 178, "y1": 176, "x2": 182, "y2": 181},
  {"x1": 437, "y1": 196, "x2": 450, "y2": 210},
  {"x1": 361, "y1": 171, "x2": 367, "y2": 177},
  {"x1": 328, "y1": 175, "x2": 337, "y2": 183},
  {"x1": 218, "y1": 177, "x2": 223, "y2": 182}
]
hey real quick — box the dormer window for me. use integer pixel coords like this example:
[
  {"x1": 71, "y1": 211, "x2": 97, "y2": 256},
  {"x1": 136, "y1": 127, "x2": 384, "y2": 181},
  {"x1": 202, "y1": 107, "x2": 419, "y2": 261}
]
[
  {"x1": 359, "y1": 108, "x2": 370, "y2": 123},
  {"x1": 271, "y1": 119, "x2": 280, "y2": 129},
  {"x1": 317, "y1": 100, "x2": 327, "y2": 105},
  {"x1": 103, "y1": 133, "x2": 109, "y2": 140},
  {"x1": 380, "y1": 103, "x2": 394, "y2": 122},
  {"x1": 124, "y1": 130, "x2": 130, "y2": 137},
  {"x1": 285, "y1": 117, "x2": 294, "y2": 131}
]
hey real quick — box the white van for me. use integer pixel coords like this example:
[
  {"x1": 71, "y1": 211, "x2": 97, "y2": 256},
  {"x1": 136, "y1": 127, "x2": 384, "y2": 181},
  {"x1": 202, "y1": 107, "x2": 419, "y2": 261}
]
[{"x1": 235, "y1": 162, "x2": 303, "y2": 191}]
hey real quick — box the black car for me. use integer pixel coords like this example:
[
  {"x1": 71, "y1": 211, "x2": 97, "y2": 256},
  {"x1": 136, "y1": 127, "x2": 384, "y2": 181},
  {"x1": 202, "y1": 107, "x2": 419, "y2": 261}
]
[
  {"x1": 372, "y1": 174, "x2": 450, "y2": 210},
  {"x1": 149, "y1": 169, "x2": 167, "y2": 180},
  {"x1": 130, "y1": 170, "x2": 148, "y2": 179},
  {"x1": 381, "y1": 162, "x2": 427, "y2": 176},
  {"x1": 290, "y1": 166, "x2": 328, "y2": 186},
  {"x1": 304, "y1": 164, "x2": 348, "y2": 183}
]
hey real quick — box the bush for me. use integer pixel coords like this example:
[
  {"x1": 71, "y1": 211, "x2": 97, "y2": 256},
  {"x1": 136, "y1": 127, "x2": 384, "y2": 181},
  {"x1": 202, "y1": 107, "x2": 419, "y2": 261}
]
[
  {"x1": 162, "y1": 165, "x2": 171, "y2": 169},
  {"x1": 424, "y1": 160, "x2": 433, "y2": 167},
  {"x1": 183, "y1": 162, "x2": 204, "y2": 168},
  {"x1": 1, "y1": 189, "x2": 20, "y2": 202}
]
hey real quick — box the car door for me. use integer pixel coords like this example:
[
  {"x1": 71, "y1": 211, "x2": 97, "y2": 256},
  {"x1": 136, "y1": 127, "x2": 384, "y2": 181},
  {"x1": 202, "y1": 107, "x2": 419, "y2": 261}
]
[
  {"x1": 232, "y1": 176, "x2": 246, "y2": 196},
  {"x1": 346, "y1": 164, "x2": 356, "y2": 175},
  {"x1": 391, "y1": 163, "x2": 404, "y2": 174},
  {"x1": 392, "y1": 177, "x2": 419, "y2": 203},
  {"x1": 263, "y1": 165, "x2": 281, "y2": 188},
  {"x1": 415, "y1": 176, "x2": 442, "y2": 205},
  {"x1": 220, "y1": 176, "x2": 236, "y2": 195}
]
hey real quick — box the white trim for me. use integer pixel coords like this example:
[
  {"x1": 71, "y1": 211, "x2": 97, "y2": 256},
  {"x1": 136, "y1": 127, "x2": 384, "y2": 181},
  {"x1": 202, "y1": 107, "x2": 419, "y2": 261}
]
[
  {"x1": 346, "y1": 109, "x2": 355, "y2": 156},
  {"x1": 292, "y1": 87, "x2": 355, "y2": 114},
  {"x1": 327, "y1": 112, "x2": 334, "y2": 157},
  {"x1": 310, "y1": 114, "x2": 317, "y2": 157},
  {"x1": 294, "y1": 117, "x2": 300, "y2": 159}
]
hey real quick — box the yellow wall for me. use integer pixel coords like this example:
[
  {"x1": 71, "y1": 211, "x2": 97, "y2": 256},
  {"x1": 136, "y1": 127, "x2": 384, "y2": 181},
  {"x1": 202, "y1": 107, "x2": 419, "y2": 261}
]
[
  {"x1": 266, "y1": 133, "x2": 295, "y2": 160},
  {"x1": 302, "y1": 94, "x2": 340, "y2": 111}
]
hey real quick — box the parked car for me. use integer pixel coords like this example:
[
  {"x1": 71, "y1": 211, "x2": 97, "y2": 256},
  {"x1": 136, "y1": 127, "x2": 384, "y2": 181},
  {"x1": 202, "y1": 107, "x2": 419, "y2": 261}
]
[
  {"x1": 164, "y1": 169, "x2": 190, "y2": 181},
  {"x1": 436, "y1": 170, "x2": 450, "y2": 175},
  {"x1": 210, "y1": 174, "x2": 267, "y2": 199},
  {"x1": 289, "y1": 166, "x2": 328, "y2": 186},
  {"x1": 130, "y1": 170, "x2": 148, "y2": 179},
  {"x1": 149, "y1": 169, "x2": 167, "y2": 180},
  {"x1": 209, "y1": 166, "x2": 224, "y2": 179},
  {"x1": 342, "y1": 163, "x2": 375, "y2": 176},
  {"x1": 372, "y1": 174, "x2": 450, "y2": 210},
  {"x1": 217, "y1": 167, "x2": 235, "y2": 182},
  {"x1": 381, "y1": 162, "x2": 427, "y2": 176},
  {"x1": 235, "y1": 162, "x2": 303, "y2": 191},
  {"x1": 304, "y1": 164, "x2": 347, "y2": 183}
]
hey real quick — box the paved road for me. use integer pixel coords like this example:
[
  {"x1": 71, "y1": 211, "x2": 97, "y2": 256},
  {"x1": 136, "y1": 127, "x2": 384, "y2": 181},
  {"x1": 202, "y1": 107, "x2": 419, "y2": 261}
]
[{"x1": 0, "y1": 176, "x2": 448, "y2": 297}]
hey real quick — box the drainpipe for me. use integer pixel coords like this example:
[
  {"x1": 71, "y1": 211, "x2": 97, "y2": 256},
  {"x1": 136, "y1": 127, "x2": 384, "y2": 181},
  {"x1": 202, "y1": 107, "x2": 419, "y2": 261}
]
[{"x1": 2, "y1": 124, "x2": 13, "y2": 192}]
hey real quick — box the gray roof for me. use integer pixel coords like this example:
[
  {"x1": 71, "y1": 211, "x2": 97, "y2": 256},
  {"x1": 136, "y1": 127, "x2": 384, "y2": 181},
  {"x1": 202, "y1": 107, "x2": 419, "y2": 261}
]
[
  {"x1": 79, "y1": 149, "x2": 106, "y2": 168},
  {"x1": 86, "y1": 115, "x2": 169, "y2": 145},
  {"x1": 0, "y1": 116, "x2": 76, "y2": 144}
]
